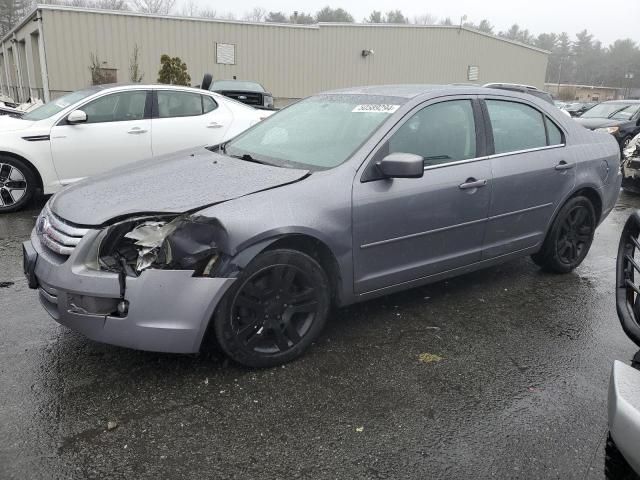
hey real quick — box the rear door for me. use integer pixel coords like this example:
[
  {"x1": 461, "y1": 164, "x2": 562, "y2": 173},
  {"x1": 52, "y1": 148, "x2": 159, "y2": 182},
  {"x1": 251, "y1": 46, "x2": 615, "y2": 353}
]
[
  {"x1": 151, "y1": 90, "x2": 233, "y2": 156},
  {"x1": 50, "y1": 89, "x2": 152, "y2": 184},
  {"x1": 482, "y1": 97, "x2": 575, "y2": 258}
]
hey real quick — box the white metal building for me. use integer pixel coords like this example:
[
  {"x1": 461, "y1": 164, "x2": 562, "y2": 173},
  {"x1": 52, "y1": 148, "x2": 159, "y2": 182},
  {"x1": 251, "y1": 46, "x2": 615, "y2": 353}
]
[{"x1": 0, "y1": 5, "x2": 550, "y2": 104}]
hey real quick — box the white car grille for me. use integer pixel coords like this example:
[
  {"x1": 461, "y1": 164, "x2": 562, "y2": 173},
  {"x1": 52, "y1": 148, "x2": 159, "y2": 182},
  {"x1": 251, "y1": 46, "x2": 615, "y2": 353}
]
[{"x1": 36, "y1": 205, "x2": 89, "y2": 256}]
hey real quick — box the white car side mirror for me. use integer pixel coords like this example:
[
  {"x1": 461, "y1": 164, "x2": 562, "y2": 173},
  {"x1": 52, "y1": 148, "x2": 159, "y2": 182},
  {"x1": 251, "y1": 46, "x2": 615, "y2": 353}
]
[{"x1": 67, "y1": 109, "x2": 87, "y2": 124}]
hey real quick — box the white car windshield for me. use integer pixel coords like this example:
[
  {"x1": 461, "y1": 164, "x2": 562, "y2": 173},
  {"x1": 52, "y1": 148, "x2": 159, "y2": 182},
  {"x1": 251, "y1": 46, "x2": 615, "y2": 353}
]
[
  {"x1": 21, "y1": 88, "x2": 98, "y2": 121},
  {"x1": 225, "y1": 94, "x2": 405, "y2": 170}
]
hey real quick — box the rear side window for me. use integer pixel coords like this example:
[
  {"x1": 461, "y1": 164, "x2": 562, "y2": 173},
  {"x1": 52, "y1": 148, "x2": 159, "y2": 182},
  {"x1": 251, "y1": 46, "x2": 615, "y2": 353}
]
[
  {"x1": 203, "y1": 95, "x2": 218, "y2": 113},
  {"x1": 157, "y1": 91, "x2": 204, "y2": 118},
  {"x1": 545, "y1": 117, "x2": 564, "y2": 146},
  {"x1": 486, "y1": 100, "x2": 547, "y2": 154},
  {"x1": 389, "y1": 99, "x2": 476, "y2": 167}
]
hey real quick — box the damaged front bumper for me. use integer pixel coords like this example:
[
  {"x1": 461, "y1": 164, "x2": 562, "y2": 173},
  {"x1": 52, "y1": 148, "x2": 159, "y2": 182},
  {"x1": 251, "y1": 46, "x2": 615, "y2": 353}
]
[{"x1": 24, "y1": 228, "x2": 235, "y2": 353}]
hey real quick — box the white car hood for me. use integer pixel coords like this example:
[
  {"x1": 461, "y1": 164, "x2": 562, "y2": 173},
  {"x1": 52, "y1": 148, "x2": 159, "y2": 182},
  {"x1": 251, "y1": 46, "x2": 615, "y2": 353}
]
[{"x1": 0, "y1": 115, "x2": 36, "y2": 133}]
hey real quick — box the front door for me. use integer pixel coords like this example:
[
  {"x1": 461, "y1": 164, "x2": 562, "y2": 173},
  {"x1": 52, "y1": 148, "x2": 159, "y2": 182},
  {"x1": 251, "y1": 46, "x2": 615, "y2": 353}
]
[
  {"x1": 482, "y1": 98, "x2": 576, "y2": 258},
  {"x1": 50, "y1": 89, "x2": 152, "y2": 185},
  {"x1": 352, "y1": 98, "x2": 492, "y2": 294}
]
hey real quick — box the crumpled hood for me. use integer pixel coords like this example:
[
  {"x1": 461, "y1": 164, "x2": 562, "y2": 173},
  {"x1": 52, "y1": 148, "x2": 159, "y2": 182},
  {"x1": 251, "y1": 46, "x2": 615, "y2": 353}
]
[
  {"x1": 50, "y1": 148, "x2": 309, "y2": 226},
  {"x1": 0, "y1": 115, "x2": 35, "y2": 133},
  {"x1": 574, "y1": 117, "x2": 628, "y2": 130}
]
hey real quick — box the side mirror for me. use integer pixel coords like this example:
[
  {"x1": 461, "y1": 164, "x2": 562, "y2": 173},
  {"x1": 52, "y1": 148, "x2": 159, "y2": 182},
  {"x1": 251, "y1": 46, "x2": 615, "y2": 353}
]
[
  {"x1": 376, "y1": 152, "x2": 424, "y2": 179},
  {"x1": 67, "y1": 109, "x2": 87, "y2": 124}
]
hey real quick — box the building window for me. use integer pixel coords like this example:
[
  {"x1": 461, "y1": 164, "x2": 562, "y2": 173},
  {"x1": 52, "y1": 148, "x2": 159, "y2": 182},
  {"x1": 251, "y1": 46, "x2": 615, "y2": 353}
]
[{"x1": 216, "y1": 43, "x2": 236, "y2": 65}]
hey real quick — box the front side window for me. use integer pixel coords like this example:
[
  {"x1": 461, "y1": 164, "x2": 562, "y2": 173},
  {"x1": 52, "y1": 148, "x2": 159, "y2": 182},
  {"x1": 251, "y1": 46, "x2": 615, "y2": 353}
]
[
  {"x1": 225, "y1": 94, "x2": 406, "y2": 170},
  {"x1": 388, "y1": 100, "x2": 476, "y2": 167},
  {"x1": 486, "y1": 100, "x2": 547, "y2": 154},
  {"x1": 157, "y1": 91, "x2": 204, "y2": 118},
  {"x1": 81, "y1": 91, "x2": 147, "y2": 124}
]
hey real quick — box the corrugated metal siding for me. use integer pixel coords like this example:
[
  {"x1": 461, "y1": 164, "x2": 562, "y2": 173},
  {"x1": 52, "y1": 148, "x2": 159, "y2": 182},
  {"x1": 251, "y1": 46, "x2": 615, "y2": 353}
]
[{"x1": 14, "y1": 8, "x2": 547, "y2": 99}]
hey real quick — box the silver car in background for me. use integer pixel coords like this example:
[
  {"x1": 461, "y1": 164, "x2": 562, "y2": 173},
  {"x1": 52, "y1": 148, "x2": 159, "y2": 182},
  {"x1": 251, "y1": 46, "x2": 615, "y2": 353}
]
[{"x1": 23, "y1": 85, "x2": 621, "y2": 367}]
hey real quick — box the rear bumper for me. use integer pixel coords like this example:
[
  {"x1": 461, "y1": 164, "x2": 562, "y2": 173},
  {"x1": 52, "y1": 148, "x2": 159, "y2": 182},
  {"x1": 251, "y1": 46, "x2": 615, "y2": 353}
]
[
  {"x1": 25, "y1": 229, "x2": 234, "y2": 353},
  {"x1": 608, "y1": 360, "x2": 640, "y2": 475}
]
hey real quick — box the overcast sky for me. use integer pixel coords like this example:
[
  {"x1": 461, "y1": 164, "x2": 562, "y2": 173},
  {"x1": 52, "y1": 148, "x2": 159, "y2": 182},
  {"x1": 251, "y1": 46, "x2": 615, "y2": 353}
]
[{"x1": 184, "y1": 0, "x2": 639, "y2": 46}]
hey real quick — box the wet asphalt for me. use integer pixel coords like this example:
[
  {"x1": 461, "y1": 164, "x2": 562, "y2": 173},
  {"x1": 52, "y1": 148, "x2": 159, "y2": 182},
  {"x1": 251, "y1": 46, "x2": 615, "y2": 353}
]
[{"x1": 1, "y1": 193, "x2": 640, "y2": 480}]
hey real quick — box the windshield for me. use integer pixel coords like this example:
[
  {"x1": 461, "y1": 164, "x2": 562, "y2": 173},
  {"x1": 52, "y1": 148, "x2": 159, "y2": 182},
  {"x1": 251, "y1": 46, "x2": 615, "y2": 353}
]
[
  {"x1": 22, "y1": 88, "x2": 98, "y2": 121},
  {"x1": 581, "y1": 102, "x2": 640, "y2": 120},
  {"x1": 225, "y1": 94, "x2": 405, "y2": 170},
  {"x1": 211, "y1": 81, "x2": 265, "y2": 92}
]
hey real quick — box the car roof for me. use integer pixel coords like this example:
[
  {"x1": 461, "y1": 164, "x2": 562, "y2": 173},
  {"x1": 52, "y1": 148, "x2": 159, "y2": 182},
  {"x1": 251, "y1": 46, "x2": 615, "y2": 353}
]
[
  {"x1": 320, "y1": 84, "x2": 549, "y2": 103},
  {"x1": 89, "y1": 83, "x2": 209, "y2": 92}
]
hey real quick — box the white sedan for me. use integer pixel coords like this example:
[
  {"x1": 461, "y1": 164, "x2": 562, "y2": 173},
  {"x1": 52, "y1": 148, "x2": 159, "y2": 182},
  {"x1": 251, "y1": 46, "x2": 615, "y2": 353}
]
[{"x1": 0, "y1": 84, "x2": 272, "y2": 212}]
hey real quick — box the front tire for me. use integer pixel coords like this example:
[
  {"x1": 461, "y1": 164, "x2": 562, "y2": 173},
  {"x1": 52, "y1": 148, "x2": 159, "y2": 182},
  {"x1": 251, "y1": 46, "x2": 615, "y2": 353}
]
[
  {"x1": 0, "y1": 156, "x2": 37, "y2": 213},
  {"x1": 212, "y1": 249, "x2": 331, "y2": 368},
  {"x1": 531, "y1": 196, "x2": 596, "y2": 273}
]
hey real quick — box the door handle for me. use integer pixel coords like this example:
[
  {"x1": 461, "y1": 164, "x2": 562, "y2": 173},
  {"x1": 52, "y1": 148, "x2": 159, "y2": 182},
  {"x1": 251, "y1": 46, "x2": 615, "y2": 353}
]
[
  {"x1": 459, "y1": 178, "x2": 487, "y2": 190},
  {"x1": 555, "y1": 161, "x2": 575, "y2": 171},
  {"x1": 207, "y1": 122, "x2": 224, "y2": 129},
  {"x1": 127, "y1": 127, "x2": 147, "y2": 134}
]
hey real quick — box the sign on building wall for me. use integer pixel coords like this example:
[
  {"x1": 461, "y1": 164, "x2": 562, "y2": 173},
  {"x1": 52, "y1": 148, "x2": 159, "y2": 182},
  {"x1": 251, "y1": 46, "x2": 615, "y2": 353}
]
[
  {"x1": 216, "y1": 43, "x2": 236, "y2": 65},
  {"x1": 467, "y1": 65, "x2": 479, "y2": 82}
]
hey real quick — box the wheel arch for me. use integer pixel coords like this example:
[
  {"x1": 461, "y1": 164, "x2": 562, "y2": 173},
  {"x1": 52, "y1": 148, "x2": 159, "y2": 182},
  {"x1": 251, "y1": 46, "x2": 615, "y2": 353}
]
[
  {"x1": 570, "y1": 186, "x2": 603, "y2": 224},
  {"x1": 537, "y1": 185, "x2": 603, "y2": 253},
  {"x1": 230, "y1": 233, "x2": 343, "y2": 306},
  {"x1": 0, "y1": 150, "x2": 44, "y2": 191}
]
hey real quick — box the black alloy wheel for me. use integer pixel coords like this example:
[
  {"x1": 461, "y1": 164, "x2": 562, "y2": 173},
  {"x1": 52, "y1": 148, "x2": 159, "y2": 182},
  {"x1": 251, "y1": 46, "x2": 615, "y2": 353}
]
[
  {"x1": 212, "y1": 249, "x2": 331, "y2": 367},
  {"x1": 531, "y1": 196, "x2": 596, "y2": 273},
  {"x1": 555, "y1": 203, "x2": 596, "y2": 267}
]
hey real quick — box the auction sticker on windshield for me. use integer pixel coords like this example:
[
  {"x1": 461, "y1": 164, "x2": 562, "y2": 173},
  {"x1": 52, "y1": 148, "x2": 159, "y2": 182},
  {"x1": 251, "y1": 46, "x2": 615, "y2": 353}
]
[{"x1": 352, "y1": 104, "x2": 400, "y2": 113}]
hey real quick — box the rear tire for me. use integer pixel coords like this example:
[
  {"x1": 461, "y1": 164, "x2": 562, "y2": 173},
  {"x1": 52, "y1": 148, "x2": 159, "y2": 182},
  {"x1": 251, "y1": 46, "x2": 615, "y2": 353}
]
[
  {"x1": 531, "y1": 196, "x2": 596, "y2": 273},
  {"x1": 211, "y1": 249, "x2": 331, "y2": 368},
  {"x1": 0, "y1": 156, "x2": 37, "y2": 213}
]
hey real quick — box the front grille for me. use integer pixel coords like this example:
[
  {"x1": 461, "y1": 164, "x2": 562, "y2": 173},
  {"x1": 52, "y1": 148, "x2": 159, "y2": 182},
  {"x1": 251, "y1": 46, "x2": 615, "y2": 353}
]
[
  {"x1": 220, "y1": 91, "x2": 264, "y2": 106},
  {"x1": 36, "y1": 206, "x2": 89, "y2": 257}
]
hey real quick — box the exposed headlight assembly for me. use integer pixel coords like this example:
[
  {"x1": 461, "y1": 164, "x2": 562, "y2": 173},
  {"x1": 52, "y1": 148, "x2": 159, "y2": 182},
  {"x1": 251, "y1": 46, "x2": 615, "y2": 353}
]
[
  {"x1": 596, "y1": 126, "x2": 620, "y2": 134},
  {"x1": 96, "y1": 215, "x2": 225, "y2": 276}
]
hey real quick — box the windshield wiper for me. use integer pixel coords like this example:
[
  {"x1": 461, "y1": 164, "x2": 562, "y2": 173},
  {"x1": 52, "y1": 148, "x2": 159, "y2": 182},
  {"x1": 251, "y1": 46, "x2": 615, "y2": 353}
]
[
  {"x1": 607, "y1": 106, "x2": 630, "y2": 119},
  {"x1": 229, "y1": 153, "x2": 273, "y2": 166}
]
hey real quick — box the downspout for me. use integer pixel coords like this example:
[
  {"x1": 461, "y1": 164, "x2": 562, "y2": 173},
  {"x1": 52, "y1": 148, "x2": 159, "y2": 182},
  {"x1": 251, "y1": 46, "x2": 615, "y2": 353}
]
[
  {"x1": 2, "y1": 42, "x2": 12, "y2": 100},
  {"x1": 0, "y1": 44, "x2": 5, "y2": 97},
  {"x1": 23, "y1": 27, "x2": 36, "y2": 100},
  {"x1": 11, "y1": 34, "x2": 25, "y2": 103},
  {"x1": 35, "y1": 10, "x2": 50, "y2": 102}
]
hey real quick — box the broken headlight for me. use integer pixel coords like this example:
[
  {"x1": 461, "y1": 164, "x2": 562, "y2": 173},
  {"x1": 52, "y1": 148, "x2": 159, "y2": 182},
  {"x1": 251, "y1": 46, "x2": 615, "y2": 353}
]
[{"x1": 96, "y1": 215, "x2": 225, "y2": 276}]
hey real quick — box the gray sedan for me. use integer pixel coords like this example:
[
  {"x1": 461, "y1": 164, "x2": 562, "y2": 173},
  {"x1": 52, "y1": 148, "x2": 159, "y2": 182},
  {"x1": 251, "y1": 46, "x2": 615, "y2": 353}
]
[{"x1": 23, "y1": 85, "x2": 622, "y2": 367}]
